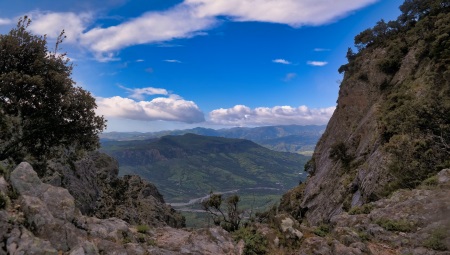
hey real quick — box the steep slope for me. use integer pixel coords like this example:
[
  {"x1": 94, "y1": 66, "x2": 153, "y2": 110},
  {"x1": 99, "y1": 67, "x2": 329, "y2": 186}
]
[
  {"x1": 101, "y1": 133, "x2": 308, "y2": 202},
  {"x1": 44, "y1": 151, "x2": 185, "y2": 228},
  {"x1": 282, "y1": 1, "x2": 450, "y2": 226}
]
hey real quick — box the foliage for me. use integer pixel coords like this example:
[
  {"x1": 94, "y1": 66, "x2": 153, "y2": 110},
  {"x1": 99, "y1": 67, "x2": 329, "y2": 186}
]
[
  {"x1": 233, "y1": 226, "x2": 268, "y2": 255},
  {"x1": 0, "y1": 17, "x2": 106, "y2": 167},
  {"x1": 375, "y1": 218, "x2": 415, "y2": 232},
  {"x1": 348, "y1": 204, "x2": 374, "y2": 215},
  {"x1": 423, "y1": 228, "x2": 448, "y2": 251},
  {"x1": 0, "y1": 192, "x2": 9, "y2": 209},
  {"x1": 202, "y1": 193, "x2": 242, "y2": 232},
  {"x1": 421, "y1": 175, "x2": 439, "y2": 187},
  {"x1": 136, "y1": 224, "x2": 150, "y2": 234},
  {"x1": 313, "y1": 224, "x2": 330, "y2": 237},
  {"x1": 329, "y1": 141, "x2": 353, "y2": 169},
  {"x1": 278, "y1": 183, "x2": 306, "y2": 220}
]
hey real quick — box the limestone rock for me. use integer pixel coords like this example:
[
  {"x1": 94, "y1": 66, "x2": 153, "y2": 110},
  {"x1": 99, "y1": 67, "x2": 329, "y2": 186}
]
[{"x1": 47, "y1": 152, "x2": 184, "y2": 228}]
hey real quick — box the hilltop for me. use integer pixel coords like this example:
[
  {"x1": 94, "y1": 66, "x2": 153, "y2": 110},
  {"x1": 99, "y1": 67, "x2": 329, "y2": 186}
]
[
  {"x1": 100, "y1": 125, "x2": 326, "y2": 155},
  {"x1": 101, "y1": 133, "x2": 308, "y2": 203}
]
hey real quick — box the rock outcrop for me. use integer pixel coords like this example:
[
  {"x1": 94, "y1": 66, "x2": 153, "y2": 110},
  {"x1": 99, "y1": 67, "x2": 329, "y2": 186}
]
[
  {"x1": 292, "y1": 3, "x2": 450, "y2": 225},
  {"x1": 45, "y1": 151, "x2": 184, "y2": 228},
  {"x1": 0, "y1": 162, "x2": 242, "y2": 254}
]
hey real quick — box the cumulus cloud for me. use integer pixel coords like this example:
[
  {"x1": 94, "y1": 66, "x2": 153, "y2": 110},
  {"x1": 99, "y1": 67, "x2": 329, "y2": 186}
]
[
  {"x1": 80, "y1": 5, "x2": 217, "y2": 53},
  {"x1": 28, "y1": 11, "x2": 92, "y2": 43},
  {"x1": 119, "y1": 85, "x2": 169, "y2": 100},
  {"x1": 96, "y1": 96, "x2": 205, "y2": 123},
  {"x1": 307, "y1": 61, "x2": 328, "y2": 66},
  {"x1": 0, "y1": 18, "x2": 12, "y2": 25},
  {"x1": 186, "y1": 0, "x2": 378, "y2": 27},
  {"x1": 209, "y1": 105, "x2": 335, "y2": 126},
  {"x1": 273, "y1": 59, "x2": 291, "y2": 65}
]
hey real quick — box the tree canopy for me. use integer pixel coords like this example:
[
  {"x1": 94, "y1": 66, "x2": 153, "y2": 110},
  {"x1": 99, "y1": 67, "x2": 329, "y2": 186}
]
[{"x1": 0, "y1": 17, "x2": 106, "y2": 166}]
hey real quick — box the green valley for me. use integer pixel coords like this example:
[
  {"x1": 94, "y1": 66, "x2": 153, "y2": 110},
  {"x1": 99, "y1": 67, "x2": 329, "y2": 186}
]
[{"x1": 100, "y1": 133, "x2": 309, "y2": 226}]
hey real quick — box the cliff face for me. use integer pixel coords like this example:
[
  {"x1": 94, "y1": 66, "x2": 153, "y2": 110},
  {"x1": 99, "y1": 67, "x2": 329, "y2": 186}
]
[
  {"x1": 296, "y1": 3, "x2": 450, "y2": 225},
  {"x1": 44, "y1": 151, "x2": 185, "y2": 228}
]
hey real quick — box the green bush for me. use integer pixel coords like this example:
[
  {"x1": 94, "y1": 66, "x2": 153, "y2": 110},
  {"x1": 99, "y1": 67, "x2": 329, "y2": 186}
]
[
  {"x1": 348, "y1": 204, "x2": 374, "y2": 215},
  {"x1": 423, "y1": 228, "x2": 448, "y2": 251},
  {"x1": 233, "y1": 226, "x2": 268, "y2": 255},
  {"x1": 376, "y1": 218, "x2": 415, "y2": 232},
  {"x1": 313, "y1": 224, "x2": 330, "y2": 237},
  {"x1": 136, "y1": 224, "x2": 150, "y2": 234},
  {"x1": 421, "y1": 175, "x2": 439, "y2": 187}
]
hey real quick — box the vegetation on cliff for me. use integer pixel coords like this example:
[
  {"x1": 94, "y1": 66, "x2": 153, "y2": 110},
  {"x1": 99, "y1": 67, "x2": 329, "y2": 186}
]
[{"x1": 0, "y1": 17, "x2": 106, "y2": 169}]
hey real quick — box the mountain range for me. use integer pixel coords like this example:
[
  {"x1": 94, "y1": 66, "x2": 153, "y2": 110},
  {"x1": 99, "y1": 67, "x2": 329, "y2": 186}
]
[
  {"x1": 100, "y1": 133, "x2": 309, "y2": 205},
  {"x1": 100, "y1": 125, "x2": 326, "y2": 155}
]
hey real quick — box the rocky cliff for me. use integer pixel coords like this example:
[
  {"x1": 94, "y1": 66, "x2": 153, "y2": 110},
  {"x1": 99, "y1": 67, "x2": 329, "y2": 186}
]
[
  {"x1": 289, "y1": 1, "x2": 450, "y2": 226},
  {"x1": 44, "y1": 151, "x2": 185, "y2": 228},
  {"x1": 0, "y1": 162, "x2": 243, "y2": 254}
]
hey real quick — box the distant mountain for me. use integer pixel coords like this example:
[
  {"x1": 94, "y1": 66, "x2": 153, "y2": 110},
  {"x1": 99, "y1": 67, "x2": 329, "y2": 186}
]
[
  {"x1": 100, "y1": 133, "x2": 309, "y2": 203},
  {"x1": 100, "y1": 125, "x2": 325, "y2": 155}
]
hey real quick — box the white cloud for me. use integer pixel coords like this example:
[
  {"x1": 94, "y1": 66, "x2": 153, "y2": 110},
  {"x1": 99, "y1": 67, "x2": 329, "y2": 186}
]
[
  {"x1": 96, "y1": 96, "x2": 205, "y2": 123},
  {"x1": 0, "y1": 18, "x2": 12, "y2": 25},
  {"x1": 307, "y1": 61, "x2": 328, "y2": 66},
  {"x1": 28, "y1": 11, "x2": 92, "y2": 43},
  {"x1": 273, "y1": 59, "x2": 291, "y2": 65},
  {"x1": 119, "y1": 85, "x2": 169, "y2": 100},
  {"x1": 186, "y1": 0, "x2": 378, "y2": 27},
  {"x1": 80, "y1": 5, "x2": 217, "y2": 53},
  {"x1": 209, "y1": 105, "x2": 335, "y2": 126},
  {"x1": 21, "y1": 0, "x2": 377, "y2": 60},
  {"x1": 283, "y1": 73, "x2": 297, "y2": 81},
  {"x1": 164, "y1": 59, "x2": 182, "y2": 63},
  {"x1": 314, "y1": 48, "x2": 331, "y2": 52},
  {"x1": 136, "y1": 59, "x2": 145, "y2": 62}
]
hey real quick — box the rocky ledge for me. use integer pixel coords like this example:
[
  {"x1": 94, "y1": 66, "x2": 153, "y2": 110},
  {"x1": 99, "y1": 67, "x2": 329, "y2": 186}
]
[{"x1": 0, "y1": 162, "x2": 243, "y2": 254}]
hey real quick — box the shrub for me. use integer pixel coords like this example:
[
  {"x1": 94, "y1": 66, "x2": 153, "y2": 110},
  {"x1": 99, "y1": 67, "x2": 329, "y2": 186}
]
[
  {"x1": 136, "y1": 224, "x2": 150, "y2": 234},
  {"x1": 421, "y1": 175, "x2": 439, "y2": 187},
  {"x1": 313, "y1": 224, "x2": 330, "y2": 237},
  {"x1": 329, "y1": 141, "x2": 353, "y2": 169},
  {"x1": 348, "y1": 204, "x2": 374, "y2": 215},
  {"x1": 375, "y1": 218, "x2": 415, "y2": 232},
  {"x1": 233, "y1": 226, "x2": 268, "y2": 255},
  {"x1": 423, "y1": 228, "x2": 448, "y2": 251}
]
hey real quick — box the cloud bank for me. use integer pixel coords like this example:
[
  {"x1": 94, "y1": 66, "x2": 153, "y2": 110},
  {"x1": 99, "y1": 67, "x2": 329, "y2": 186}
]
[
  {"x1": 16, "y1": 0, "x2": 377, "y2": 60},
  {"x1": 209, "y1": 105, "x2": 335, "y2": 126},
  {"x1": 96, "y1": 95, "x2": 205, "y2": 123}
]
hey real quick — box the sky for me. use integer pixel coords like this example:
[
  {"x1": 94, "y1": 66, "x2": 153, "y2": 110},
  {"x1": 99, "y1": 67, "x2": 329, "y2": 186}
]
[{"x1": 0, "y1": 0, "x2": 404, "y2": 132}]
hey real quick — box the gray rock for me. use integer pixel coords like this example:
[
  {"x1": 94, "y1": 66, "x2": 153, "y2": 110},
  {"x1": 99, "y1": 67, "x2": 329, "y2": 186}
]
[
  {"x1": 48, "y1": 152, "x2": 185, "y2": 228},
  {"x1": 6, "y1": 227, "x2": 58, "y2": 255},
  {"x1": 438, "y1": 169, "x2": 450, "y2": 184}
]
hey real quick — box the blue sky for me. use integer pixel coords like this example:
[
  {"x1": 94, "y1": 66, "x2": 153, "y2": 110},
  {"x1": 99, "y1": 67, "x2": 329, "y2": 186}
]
[{"x1": 0, "y1": 0, "x2": 404, "y2": 132}]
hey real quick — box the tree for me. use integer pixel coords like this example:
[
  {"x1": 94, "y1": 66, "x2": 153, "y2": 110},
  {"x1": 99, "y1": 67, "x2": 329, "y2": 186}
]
[
  {"x1": 202, "y1": 193, "x2": 242, "y2": 232},
  {"x1": 0, "y1": 17, "x2": 106, "y2": 166}
]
